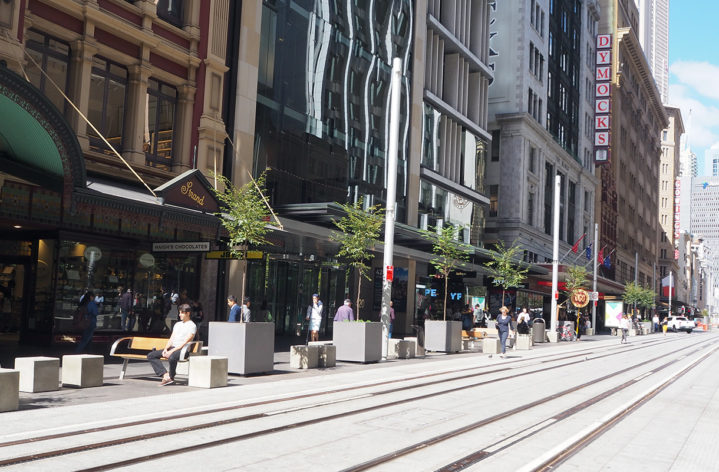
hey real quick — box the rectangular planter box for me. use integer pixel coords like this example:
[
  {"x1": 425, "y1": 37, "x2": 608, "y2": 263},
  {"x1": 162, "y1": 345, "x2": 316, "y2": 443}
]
[
  {"x1": 208, "y1": 322, "x2": 275, "y2": 375},
  {"x1": 424, "y1": 320, "x2": 461, "y2": 353},
  {"x1": 332, "y1": 322, "x2": 382, "y2": 363}
]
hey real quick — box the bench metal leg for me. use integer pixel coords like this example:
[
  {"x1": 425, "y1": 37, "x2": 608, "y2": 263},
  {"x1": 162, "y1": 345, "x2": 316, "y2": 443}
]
[{"x1": 119, "y1": 359, "x2": 129, "y2": 380}]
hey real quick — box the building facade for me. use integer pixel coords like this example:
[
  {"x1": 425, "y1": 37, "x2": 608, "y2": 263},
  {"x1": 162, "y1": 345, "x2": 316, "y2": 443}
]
[
  {"x1": 227, "y1": 0, "x2": 498, "y2": 336},
  {"x1": 0, "y1": 0, "x2": 231, "y2": 345},
  {"x1": 485, "y1": 0, "x2": 599, "y2": 313},
  {"x1": 595, "y1": 0, "x2": 668, "y2": 292},
  {"x1": 657, "y1": 106, "x2": 682, "y2": 282},
  {"x1": 636, "y1": 0, "x2": 669, "y2": 104}
]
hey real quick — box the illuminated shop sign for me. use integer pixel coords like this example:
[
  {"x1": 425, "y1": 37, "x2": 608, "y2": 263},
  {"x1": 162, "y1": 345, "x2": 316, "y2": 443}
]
[{"x1": 594, "y1": 34, "x2": 612, "y2": 164}]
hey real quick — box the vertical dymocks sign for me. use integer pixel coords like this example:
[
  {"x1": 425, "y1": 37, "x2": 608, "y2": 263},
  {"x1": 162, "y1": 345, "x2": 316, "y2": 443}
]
[
  {"x1": 674, "y1": 179, "x2": 681, "y2": 259},
  {"x1": 594, "y1": 34, "x2": 612, "y2": 164}
]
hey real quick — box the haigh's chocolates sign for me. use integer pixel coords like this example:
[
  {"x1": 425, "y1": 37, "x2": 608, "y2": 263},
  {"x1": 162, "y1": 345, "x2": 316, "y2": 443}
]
[
  {"x1": 594, "y1": 34, "x2": 612, "y2": 165},
  {"x1": 155, "y1": 169, "x2": 220, "y2": 213}
]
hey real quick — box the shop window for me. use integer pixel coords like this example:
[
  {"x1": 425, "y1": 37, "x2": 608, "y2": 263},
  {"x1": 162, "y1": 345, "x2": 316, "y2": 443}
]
[
  {"x1": 157, "y1": 0, "x2": 184, "y2": 28},
  {"x1": 88, "y1": 57, "x2": 128, "y2": 155},
  {"x1": 145, "y1": 78, "x2": 178, "y2": 170},
  {"x1": 25, "y1": 29, "x2": 70, "y2": 115}
]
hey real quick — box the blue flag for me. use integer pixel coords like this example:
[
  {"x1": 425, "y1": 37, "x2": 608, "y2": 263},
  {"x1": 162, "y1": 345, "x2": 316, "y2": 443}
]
[
  {"x1": 604, "y1": 254, "x2": 611, "y2": 268},
  {"x1": 585, "y1": 243, "x2": 592, "y2": 260}
]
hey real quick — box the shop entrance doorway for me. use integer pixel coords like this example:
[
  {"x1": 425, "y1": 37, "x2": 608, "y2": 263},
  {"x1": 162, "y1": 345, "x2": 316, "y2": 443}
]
[{"x1": 0, "y1": 257, "x2": 32, "y2": 350}]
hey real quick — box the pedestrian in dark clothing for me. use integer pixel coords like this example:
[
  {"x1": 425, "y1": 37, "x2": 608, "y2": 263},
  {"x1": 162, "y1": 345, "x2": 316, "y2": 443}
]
[{"x1": 76, "y1": 292, "x2": 98, "y2": 352}]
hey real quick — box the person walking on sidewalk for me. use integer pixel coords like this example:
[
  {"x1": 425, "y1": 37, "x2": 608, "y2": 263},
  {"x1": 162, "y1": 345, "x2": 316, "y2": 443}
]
[
  {"x1": 147, "y1": 304, "x2": 197, "y2": 386},
  {"x1": 334, "y1": 299, "x2": 354, "y2": 322},
  {"x1": 241, "y1": 297, "x2": 252, "y2": 322},
  {"x1": 119, "y1": 288, "x2": 134, "y2": 332},
  {"x1": 619, "y1": 313, "x2": 630, "y2": 344},
  {"x1": 496, "y1": 306, "x2": 514, "y2": 358},
  {"x1": 306, "y1": 294, "x2": 323, "y2": 342},
  {"x1": 652, "y1": 313, "x2": 659, "y2": 333},
  {"x1": 75, "y1": 292, "x2": 98, "y2": 353},
  {"x1": 227, "y1": 295, "x2": 241, "y2": 322},
  {"x1": 661, "y1": 315, "x2": 669, "y2": 336}
]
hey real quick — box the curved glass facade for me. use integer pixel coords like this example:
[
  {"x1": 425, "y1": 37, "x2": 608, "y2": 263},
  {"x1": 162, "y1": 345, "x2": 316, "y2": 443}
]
[{"x1": 254, "y1": 0, "x2": 413, "y2": 221}]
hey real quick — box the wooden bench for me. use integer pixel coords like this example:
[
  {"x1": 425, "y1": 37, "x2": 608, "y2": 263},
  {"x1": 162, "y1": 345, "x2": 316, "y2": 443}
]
[
  {"x1": 110, "y1": 337, "x2": 203, "y2": 380},
  {"x1": 462, "y1": 328, "x2": 498, "y2": 340}
]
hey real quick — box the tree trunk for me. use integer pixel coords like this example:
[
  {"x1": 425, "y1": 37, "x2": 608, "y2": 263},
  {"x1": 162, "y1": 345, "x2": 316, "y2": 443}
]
[
  {"x1": 356, "y1": 267, "x2": 362, "y2": 321},
  {"x1": 502, "y1": 288, "x2": 506, "y2": 311},
  {"x1": 443, "y1": 275, "x2": 448, "y2": 321}
]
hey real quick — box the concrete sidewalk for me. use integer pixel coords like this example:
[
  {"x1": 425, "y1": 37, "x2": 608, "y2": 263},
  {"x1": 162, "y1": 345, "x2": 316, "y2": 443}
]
[{"x1": 2, "y1": 333, "x2": 619, "y2": 412}]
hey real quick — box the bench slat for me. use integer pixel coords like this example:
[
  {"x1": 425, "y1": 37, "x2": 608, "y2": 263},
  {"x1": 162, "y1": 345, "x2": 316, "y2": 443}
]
[{"x1": 128, "y1": 337, "x2": 168, "y2": 351}]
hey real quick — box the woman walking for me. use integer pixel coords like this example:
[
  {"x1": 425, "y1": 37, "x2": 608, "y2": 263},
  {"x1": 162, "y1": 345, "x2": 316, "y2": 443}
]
[
  {"x1": 619, "y1": 313, "x2": 630, "y2": 344},
  {"x1": 496, "y1": 306, "x2": 514, "y2": 358}
]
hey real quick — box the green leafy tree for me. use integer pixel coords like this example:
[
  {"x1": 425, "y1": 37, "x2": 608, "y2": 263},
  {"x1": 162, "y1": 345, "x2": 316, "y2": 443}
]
[
  {"x1": 637, "y1": 285, "x2": 655, "y2": 319},
  {"x1": 484, "y1": 240, "x2": 529, "y2": 312},
  {"x1": 212, "y1": 171, "x2": 277, "y2": 299},
  {"x1": 563, "y1": 264, "x2": 589, "y2": 315},
  {"x1": 422, "y1": 225, "x2": 473, "y2": 321},
  {"x1": 622, "y1": 281, "x2": 643, "y2": 317},
  {"x1": 331, "y1": 199, "x2": 384, "y2": 320}
]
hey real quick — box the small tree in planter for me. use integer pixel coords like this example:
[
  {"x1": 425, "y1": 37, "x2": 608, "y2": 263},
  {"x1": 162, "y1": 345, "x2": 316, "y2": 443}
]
[
  {"x1": 637, "y1": 285, "x2": 655, "y2": 319},
  {"x1": 422, "y1": 225, "x2": 472, "y2": 320},
  {"x1": 331, "y1": 198, "x2": 384, "y2": 320},
  {"x1": 622, "y1": 281, "x2": 642, "y2": 318},
  {"x1": 484, "y1": 240, "x2": 529, "y2": 312},
  {"x1": 212, "y1": 171, "x2": 278, "y2": 301}
]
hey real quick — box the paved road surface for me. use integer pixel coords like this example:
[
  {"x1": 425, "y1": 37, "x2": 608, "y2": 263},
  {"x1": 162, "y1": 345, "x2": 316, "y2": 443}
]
[{"x1": 2, "y1": 331, "x2": 717, "y2": 471}]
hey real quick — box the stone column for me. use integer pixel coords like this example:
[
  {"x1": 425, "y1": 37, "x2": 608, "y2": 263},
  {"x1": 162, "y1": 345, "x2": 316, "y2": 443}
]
[
  {"x1": 173, "y1": 83, "x2": 196, "y2": 172},
  {"x1": 123, "y1": 63, "x2": 152, "y2": 166},
  {"x1": 69, "y1": 40, "x2": 98, "y2": 152}
]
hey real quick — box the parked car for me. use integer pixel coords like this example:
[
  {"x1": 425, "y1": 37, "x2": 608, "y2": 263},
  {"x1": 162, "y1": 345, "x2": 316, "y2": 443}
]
[{"x1": 666, "y1": 316, "x2": 693, "y2": 333}]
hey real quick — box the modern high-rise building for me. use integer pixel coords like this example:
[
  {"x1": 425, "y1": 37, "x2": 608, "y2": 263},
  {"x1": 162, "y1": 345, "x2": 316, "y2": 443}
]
[
  {"x1": 596, "y1": 0, "x2": 668, "y2": 291},
  {"x1": 636, "y1": 0, "x2": 669, "y2": 103},
  {"x1": 680, "y1": 146, "x2": 698, "y2": 177},
  {"x1": 230, "y1": 1, "x2": 497, "y2": 335},
  {"x1": 704, "y1": 146, "x2": 719, "y2": 177}
]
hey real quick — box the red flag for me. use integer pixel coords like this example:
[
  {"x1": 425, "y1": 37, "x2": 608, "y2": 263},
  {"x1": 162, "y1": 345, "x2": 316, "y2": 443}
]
[
  {"x1": 597, "y1": 247, "x2": 605, "y2": 265},
  {"x1": 571, "y1": 233, "x2": 586, "y2": 253}
]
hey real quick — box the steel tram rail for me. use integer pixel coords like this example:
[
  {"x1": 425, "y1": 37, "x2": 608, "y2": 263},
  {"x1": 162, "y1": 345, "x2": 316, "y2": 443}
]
[{"x1": 0, "y1": 336, "x2": 706, "y2": 470}]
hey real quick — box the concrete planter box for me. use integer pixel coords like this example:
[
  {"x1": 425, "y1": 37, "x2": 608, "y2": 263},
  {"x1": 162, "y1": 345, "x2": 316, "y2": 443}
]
[
  {"x1": 424, "y1": 320, "x2": 461, "y2": 353},
  {"x1": 332, "y1": 322, "x2": 382, "y2": 363},
  {"x1": 403, "y1": 337, "x2": 425, "y2": 357},
  {"x1": 585, "y1": 328, "x2": 594, "y2": 336},
  {"x1": 208, "y1": 322, "x2": 275, "y2": 375},
  {"x1": 515, "y1": 334, "x2": 532, "y2": 350}
]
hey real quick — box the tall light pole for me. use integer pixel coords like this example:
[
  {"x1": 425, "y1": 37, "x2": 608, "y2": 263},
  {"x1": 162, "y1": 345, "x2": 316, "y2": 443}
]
[
  {"x1": 550, "y1": 175, "x2": 561, "y2": 335},
  {"x1": 381, "y1": 57, "x2": 402, "y2": 359},
  {"x1": 592, "y1": 222, "x2": 598, "y2": 331}
]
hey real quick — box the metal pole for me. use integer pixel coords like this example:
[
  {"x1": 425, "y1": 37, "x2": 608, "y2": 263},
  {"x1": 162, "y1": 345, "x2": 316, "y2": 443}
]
[
  {"x1": 634, "y1": 251, "x2": 639, "y2": 316},
  {"x1": 592, "y1": 222, "x2": 598, "y2": 332},
  {"x1": 668, "y1": 271, "x2": 673, "y2": 317},
  {"x1": 381, "y1": 57, "x2": 402, "y2": 359},
  {"x1": 550, "y1": 175, "x2": 561, "y2": 336}
]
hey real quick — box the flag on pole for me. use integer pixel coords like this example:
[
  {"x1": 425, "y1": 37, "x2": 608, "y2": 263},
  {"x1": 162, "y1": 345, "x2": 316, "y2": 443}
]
[
  {"x1": 571, "y1": 233, "x2": 586, "y2": 253},
  {"x1": 604, "y1": 254, "x2": 611, "y2": 268},
  {"x1": 661, "y1": 275, "x2": 675, "y2": 297},
  {"x1": 597, "y1": 247, "x2": 604, "y2": 265},
  {"x1": 585, "y1": 243, "x2": 592, "y2": 260}
]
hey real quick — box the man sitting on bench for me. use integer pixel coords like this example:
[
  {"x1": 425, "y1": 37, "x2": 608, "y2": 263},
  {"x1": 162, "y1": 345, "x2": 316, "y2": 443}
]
[{"x1": 147, "y1": 303, "x2": 197, "y2": 386}]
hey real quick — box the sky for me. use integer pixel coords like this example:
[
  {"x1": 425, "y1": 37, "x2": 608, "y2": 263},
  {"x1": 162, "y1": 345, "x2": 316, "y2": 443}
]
[{"x1": 667, "y1": 1, "x2": 719, "y2": 175}]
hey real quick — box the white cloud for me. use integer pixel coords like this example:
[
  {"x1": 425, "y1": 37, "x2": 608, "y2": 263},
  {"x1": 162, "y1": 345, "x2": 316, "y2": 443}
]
[
  {"x1": 670, "y1": 61, "x2": 719, "y2": 101},
  {"x1": 668, "y1": 83, "x2": 719, "y2": 150}
]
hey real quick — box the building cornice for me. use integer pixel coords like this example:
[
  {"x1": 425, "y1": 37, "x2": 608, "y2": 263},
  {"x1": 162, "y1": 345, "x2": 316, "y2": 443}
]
[{"x1": 616, "y1": 27, "x2": 669, "y2": 128}]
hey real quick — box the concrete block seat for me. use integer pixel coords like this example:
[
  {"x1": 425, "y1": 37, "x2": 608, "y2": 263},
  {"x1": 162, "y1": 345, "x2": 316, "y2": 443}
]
[
  {"x1": 515, "y1": 334, "x2": 532, "y2": 350},
  {"x1": 62, "y1": 354, "x2": 104, "y2": 388},
  {"x1": 482, "y1": 338, "x2": 500, "y2": 355},
  {"x1": 388, "y1": 339, "x2": 414, "y2": 359},
  {"x1": 403, "y1": 337, "x2": 425, "y2": 357},
  {"x1": 189, "y1": 356, "x2": 228, "y2": 388},
  {"x1": 318, "y1": 344, "x2": 336, "y2": 368},
  {"x1": 290, "y1": 345, "x2": 319, "y2": 369},
  {"x1": 0, "y1": 368, "x2": 20, "y2": 412},
  {"x1": 14, "y1": 356, "x2": 60, "y2": 393}
]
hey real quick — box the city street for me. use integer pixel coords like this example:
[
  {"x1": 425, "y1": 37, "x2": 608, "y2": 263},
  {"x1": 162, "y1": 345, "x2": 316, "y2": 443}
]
[{"x1": 2, "y1": 331, "x2": 718, "y2": 471}]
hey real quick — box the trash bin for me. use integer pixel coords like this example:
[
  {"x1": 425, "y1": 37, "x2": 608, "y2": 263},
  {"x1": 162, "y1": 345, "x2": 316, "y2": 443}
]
[{"x1": 532, "y1": 318, "x2": 545, "y2": 343}]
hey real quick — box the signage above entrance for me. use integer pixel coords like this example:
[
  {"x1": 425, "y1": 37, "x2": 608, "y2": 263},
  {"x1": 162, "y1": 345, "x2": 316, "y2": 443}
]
[
  {"x1": 152, "y1": 242, "x2": 210, "y2": 252},
  {"x1": 205, "y1": 250, "x2": 264, "y2": 260},
  {"x1": 154, "y1": 169, "x2": 220, "y2": 213}
]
